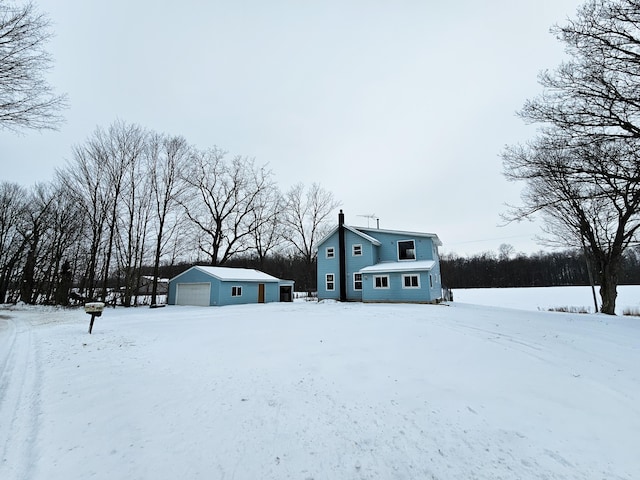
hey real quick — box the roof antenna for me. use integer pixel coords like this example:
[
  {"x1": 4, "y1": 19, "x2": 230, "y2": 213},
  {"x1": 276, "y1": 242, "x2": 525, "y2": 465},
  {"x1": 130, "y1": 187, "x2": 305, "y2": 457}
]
[{"x1": 357, "y1": 213, "x2": 378, "y2": 228}]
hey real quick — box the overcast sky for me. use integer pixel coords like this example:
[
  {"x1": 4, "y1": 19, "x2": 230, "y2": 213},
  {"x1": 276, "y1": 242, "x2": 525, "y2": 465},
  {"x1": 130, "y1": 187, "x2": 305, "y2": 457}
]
[{"x1": 1, "y1": 0, "x2": 585, "y2": 256}]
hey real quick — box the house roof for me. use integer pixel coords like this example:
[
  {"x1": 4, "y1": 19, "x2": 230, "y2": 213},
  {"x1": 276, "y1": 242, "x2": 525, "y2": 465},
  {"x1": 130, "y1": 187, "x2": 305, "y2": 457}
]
[
  {"x1": 346, "y1": 225, "x2": 382, "y2": 245},
  {"x1": 173, "y1": 266, "x2": 281, "y2": 283},
  {"x1": 356, "y1": 227, "x2": 443, "y2": 246},
  {"x1": 317, "y1": 225, "x2": 442, "y2": 248},
  {"x1": 359, "y1": 260, "x2": 436, "y2": 274},
  {"x1": 317, "y1": 225, "x2": 383, "y2": 247}
]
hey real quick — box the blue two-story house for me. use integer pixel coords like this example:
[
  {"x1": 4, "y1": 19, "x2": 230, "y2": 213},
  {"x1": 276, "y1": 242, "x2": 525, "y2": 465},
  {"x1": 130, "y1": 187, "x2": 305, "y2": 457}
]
[{"x1": 316, "y1": 211, "x2": 443, "y2": 303}]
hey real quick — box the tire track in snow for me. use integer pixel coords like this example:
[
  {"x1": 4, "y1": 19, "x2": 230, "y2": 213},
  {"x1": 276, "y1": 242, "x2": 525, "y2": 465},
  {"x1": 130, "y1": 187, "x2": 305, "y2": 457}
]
[
  {"x1": 437, "y1": 320, "x2": 552, "y2": 365},
  {"x1": 0, "y1": 316, "x2": 42, "y2": 480}
]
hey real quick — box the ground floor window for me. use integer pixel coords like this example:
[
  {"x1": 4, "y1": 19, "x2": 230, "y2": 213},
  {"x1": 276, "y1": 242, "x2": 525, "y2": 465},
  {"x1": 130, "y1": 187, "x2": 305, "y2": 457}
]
[
  {"x1": 402, "y1": 274, "x2": 420, "y2": 288},
  {"x1": 354, "y1": 273, "x2": 362, "y2": 290},
  {"x1": 232, "y1": 286, "x2": 242, "y2": 297},
  {"x1": 326, "y1": 273, "x2": 335, "y2": 291},
  {"x1": 374, "y1": 275, "x2": 389, "y2": 289}
]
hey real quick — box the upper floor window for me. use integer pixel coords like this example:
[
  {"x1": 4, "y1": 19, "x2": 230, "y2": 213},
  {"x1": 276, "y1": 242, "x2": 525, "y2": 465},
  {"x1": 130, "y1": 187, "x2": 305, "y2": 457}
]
[
  {"x1": 352, "y1": 244, "x2": 362, "y2": 256},
  {"x1": 326, "y1": 247, "x2": 335, "y2": 259},
  {"x1": 398, "y1": 240, "x2": 416, "y2": 260}
]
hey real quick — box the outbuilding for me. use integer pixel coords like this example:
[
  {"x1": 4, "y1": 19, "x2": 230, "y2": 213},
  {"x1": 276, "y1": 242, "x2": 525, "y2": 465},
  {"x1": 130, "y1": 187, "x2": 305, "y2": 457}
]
[{"x1": 168, "y1": 266, "x2": 294, "y2": 307}]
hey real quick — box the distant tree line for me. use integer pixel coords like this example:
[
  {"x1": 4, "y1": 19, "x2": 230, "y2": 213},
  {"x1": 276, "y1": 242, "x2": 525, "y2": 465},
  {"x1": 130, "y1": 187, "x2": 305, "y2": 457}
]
[
  {"x1": 0, "y1": 120, "x2": 339, "y2": 306},
  {"x1": 441, "y1": 246, "x2": 640, "y2": 289}
]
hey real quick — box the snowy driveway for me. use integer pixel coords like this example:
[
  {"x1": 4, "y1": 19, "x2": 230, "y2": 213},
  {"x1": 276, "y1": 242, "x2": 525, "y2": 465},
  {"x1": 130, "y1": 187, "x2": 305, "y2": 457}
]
[{"x1": 0, "y1": 314, "x2": 41, "y2": 479}]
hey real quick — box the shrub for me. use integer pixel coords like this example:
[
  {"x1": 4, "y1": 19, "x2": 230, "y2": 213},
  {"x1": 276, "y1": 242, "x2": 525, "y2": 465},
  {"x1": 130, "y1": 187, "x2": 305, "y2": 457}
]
[{"x1": 547, "y1": 306, "x2": 590, "y2": 314}]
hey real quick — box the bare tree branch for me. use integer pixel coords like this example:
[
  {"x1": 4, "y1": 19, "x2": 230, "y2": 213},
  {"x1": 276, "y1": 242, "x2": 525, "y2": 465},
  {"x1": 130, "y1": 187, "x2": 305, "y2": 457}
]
[{"x1": 0, "y1": 1, "x2": 67, "y2": 131}]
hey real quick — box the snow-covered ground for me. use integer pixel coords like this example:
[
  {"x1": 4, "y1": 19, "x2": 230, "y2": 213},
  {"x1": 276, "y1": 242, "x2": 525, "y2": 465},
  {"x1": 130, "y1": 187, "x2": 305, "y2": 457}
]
[
  {"x1": 455, "y1": 285, "x2": 640, "y2": 315},
  {"x1": 1, "y1": 288, "x2": 639, "y2": 480}
]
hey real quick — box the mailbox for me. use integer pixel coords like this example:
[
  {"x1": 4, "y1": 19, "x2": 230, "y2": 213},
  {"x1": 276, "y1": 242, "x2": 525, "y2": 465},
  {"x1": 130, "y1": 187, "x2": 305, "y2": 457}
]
[
  {"x1": 84, "y1": 302, "x2": 105, "y2": 316},
  {"x1": 84, "y1": 302, "x2": 105, "y2": 334}
]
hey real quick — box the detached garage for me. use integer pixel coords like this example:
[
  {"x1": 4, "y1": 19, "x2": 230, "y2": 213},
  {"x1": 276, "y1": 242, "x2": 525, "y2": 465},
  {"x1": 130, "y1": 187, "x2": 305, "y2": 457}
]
[{"x1": 168, "y1": 266, "x2": 294, "y2": 307}]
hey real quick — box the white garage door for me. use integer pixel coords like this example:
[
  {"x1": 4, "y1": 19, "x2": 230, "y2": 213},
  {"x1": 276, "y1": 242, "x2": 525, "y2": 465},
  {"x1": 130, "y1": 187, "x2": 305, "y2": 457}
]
[{"x1": 176, "y1": 283, "x2": 211, "y2": 306}]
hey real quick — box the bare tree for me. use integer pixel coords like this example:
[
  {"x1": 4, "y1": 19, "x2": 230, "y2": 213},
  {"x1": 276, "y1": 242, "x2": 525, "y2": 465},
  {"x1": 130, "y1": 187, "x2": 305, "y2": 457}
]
[
  {"x1": 504, "y1": 134, "x2": 640, "y2": 314},
  {"x1": 57, "y1": 143, "x2": 111, "y2": 300},
  {"x1": 181, "y1": 149, "x2": 275, "y2": 265},
  {"x1": 498, "y1": 243, "x2": 516, "y2": 261},
  {"x1": 521, "y1": 0, "x2": 640, "y2": 140},
  {"x1": 0, "y1": 181, "x2": 27, "y2": 302},
  {"x1": 0, "y1": 1, "x2": 66, "y2": 131},
  {"x1": 96, "y1": 121, "x2": 147, "y2": 303},
  {"x1": 147, "y1": 133, "x2": 191, "y2": 305},
  {"x1": 504, "y1": 0, "x2": 640, "y2": 314},
  {"x1": 44, "y1": 179, "x2": 83, "y2": 305},
  {"x1": 18, "y1": 182, "x2": 56, "y2": 303},
  {"x1": 17, "y1": 180, "x2": 85, "y2": 305},
  {"x1": 115, "y1": 132, "x2": 152, "y2": 307},
  {"x1": 247, "y1": 183, "x2": 284, "y2": 269},
  {"x1": 58, "y1": 120, "x2": 147, "y2": 303},
  {"x1": 282, "y1": 183, "x2": 340, "y2": 290}
]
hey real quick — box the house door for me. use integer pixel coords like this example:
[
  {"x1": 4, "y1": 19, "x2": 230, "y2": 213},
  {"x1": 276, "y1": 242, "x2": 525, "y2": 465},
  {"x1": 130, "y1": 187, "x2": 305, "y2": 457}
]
[
  {"x1": 258, "y1": 283, "x2": 265, "y2": 303},
  {"x1": 279, "y1": 285, "x2": 292, "y2": 302}
]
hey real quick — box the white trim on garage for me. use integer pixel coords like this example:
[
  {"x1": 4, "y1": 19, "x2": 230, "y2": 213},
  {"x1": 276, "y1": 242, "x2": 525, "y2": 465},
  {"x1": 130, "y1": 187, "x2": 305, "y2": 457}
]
[{"x1": 176, "y1": 282, "x2": 211, "y2": 306}]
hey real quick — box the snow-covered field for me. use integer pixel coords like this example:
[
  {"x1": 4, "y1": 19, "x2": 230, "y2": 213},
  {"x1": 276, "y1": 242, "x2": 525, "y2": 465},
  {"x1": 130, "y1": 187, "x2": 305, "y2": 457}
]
[
  {"x1": 455, "y1": 285, "x2": 640, "y2": 315},
  {"x1": 1, "y1": 287, "x2": 639, "y2": 480}
]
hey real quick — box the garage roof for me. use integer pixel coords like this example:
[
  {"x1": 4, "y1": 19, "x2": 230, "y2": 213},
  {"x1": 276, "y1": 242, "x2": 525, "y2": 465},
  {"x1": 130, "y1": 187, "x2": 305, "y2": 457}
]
[{"x1": 183, "y1": 266, "x2": 281, "y2": 282}]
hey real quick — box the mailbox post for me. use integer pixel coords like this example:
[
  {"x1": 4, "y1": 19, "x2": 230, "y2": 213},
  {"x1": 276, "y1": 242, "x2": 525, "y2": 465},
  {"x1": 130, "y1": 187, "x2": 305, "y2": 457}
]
[{"x1": 84, "y1": 302, "x2": 105, "y2": 334}]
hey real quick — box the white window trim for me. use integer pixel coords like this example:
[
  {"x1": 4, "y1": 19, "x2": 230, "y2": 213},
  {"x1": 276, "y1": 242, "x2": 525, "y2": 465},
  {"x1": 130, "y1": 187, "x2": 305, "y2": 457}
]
[
  {"x1": 397, "y1": 239, "x2": 416, "y2": 261},
  {"x1": 402, "y1": 274, "x2": 421, "y2": 289},
  {"x1": 373, "y1": 275, "x2": 390, "y2": 289},
  {"x1": 353, "y1": 272, "x2": 363, "y2": 291},
  {"x1": 326, "y1": 247, "x2": 335, "y2": 259},
  {"x1": 231, "y1": 286, "x2": 242, "y2": 297},
  {"x1": 352, "y1": 244, "x2": 362, "y2": 256},
  {"x1": 326, "y1": 273, "x2": 335, "y2": 291}
]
